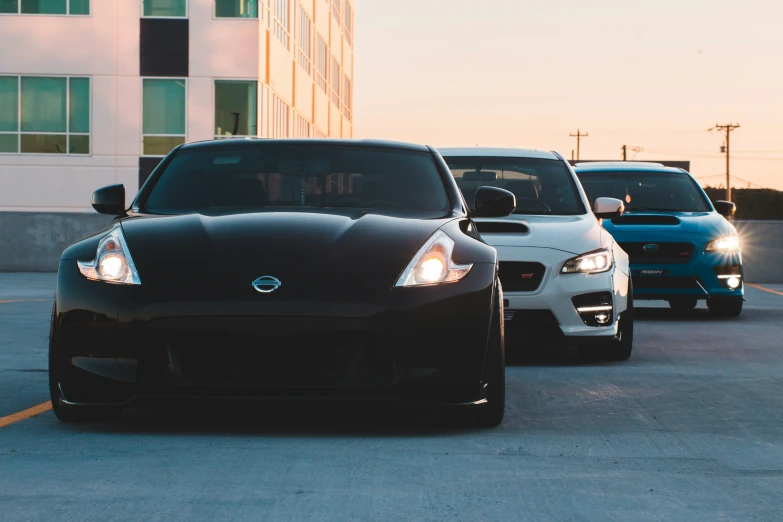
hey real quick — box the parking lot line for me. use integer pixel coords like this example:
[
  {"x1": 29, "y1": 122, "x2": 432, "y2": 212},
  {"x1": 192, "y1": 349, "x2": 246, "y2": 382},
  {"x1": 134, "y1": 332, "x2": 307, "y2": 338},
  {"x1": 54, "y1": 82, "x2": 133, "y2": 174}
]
[
  {"x1": 747, "y1": 283, "x2": 783, "y2": 297},
  {"x1": 0, "y1": 299, "x2": 49, "y2": 304},
  {"x1": 0, "y1": 402, "x2": 52, "y2": 429}
]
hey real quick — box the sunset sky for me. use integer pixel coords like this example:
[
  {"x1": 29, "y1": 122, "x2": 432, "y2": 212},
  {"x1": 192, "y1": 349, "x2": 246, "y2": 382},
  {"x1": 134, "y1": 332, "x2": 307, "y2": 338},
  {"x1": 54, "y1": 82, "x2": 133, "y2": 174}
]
[{"x1": 353, "y1": 0, "x2": 783, "y2": 191}]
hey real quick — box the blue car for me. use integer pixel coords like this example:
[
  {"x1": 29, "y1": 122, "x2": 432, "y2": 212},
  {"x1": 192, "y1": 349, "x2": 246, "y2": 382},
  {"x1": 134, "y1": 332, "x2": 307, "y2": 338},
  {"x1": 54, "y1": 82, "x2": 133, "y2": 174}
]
[{"x1": 574, "y1": 162, "x2": 744, "y2": 317}]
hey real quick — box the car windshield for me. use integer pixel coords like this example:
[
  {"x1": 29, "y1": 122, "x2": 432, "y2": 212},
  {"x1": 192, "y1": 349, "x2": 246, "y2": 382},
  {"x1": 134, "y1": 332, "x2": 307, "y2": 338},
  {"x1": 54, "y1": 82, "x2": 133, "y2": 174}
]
[
  {"x1": 443, "y1": 156, "x2": 586, "y2": 215},
  {"x1": 141, "y1": 143, "x2": 450, "y2": 214},
  {"x1": 577, "y1": 171, "x2": 712, "y2": 212}
]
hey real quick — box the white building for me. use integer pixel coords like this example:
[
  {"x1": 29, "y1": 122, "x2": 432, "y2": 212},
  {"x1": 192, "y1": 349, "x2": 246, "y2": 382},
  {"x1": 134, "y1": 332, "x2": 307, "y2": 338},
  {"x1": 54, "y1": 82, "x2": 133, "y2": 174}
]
[{"x1": 0, "y1": 0, "x2": 355, "y2": 212}]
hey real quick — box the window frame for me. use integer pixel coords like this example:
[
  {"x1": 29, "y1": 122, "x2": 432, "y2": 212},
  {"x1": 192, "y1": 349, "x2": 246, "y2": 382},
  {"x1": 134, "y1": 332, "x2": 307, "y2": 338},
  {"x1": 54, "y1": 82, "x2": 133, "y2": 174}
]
[
  {"x1": 0, "y1": 0, "x2": 91, "y2": 16},
  {"x1": 342, "y1": 73, "x2": 352, "y2": 122},
  {"x1": 296, "y1": 6, "x2": 313, "y2": 76},
  {"x1": 315, "y1": 34, "x2": 328, "y2": 94},
  {"x1": 141, "y1": 77, "x2": 188, "y2": 158},
  {"x1": 0, "y1": 74, "x2": 91, "y2": 156},
  {"x1": 271, "y1": 93, "x2": 289, "y2": 138},
  {"x1": 141, "y1": 0, "x2": 188, "y2": 19},
  {"x1": 330, "y1": 55, "x2": 341, "y2": 107},
  {"x1": 273, "y1": 0, "x2": 291, "y2": 50},
  {"x1": 213, "y1": 0, "x2": 258, "y2": 19},
  {"x1": 213, "y1": 78, "x2": 259, "y2": 140}
]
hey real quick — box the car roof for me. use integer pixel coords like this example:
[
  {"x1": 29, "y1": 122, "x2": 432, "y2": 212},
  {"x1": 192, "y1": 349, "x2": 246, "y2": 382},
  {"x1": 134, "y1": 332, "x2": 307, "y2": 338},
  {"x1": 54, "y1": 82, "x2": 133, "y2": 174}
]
[
  {"x1": 438, "y1": 147, "x2": 560, "y2": 160},
  {"x1": 574, "y1": 161, "x2": 689, "y2": 175},
  {"x1": 180, "y1": 138, "x2": 432, "y2": 153}
]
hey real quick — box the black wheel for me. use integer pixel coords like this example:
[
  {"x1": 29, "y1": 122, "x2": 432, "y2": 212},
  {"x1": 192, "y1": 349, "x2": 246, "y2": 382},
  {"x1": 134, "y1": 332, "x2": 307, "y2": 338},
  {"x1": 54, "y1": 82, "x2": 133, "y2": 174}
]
[
  {"x1": 599, "y1": 279, "x2": 634, "y2": 361},
  {"x1": 707, "y1": 297, "x2": 743, "y2": 318},
  {"x1": 472, "y1": 283, "x2": 506, "y2": 428},
  {"x1": 668, "y1": 297, "x2": 698, "y2": 311},
  {"x1": 49, "y1": 300, "x2": 122, "y2": 423}
]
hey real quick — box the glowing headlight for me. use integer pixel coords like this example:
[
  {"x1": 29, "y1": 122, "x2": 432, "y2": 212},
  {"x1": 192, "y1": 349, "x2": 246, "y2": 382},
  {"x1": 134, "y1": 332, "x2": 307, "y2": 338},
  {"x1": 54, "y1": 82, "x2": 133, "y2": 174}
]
[
  {"x1": 395, "y1": 230, "x2": 473, "y2": 287},
  {"x1": 561, "y1": 248, "x2": 613, "y2": 274},
  {"x1": 77, "y1": 227, "x2": 141, "y2": 285},
  {"x1": 706, "y1": 235, "x2": 740, "y2": 252}
]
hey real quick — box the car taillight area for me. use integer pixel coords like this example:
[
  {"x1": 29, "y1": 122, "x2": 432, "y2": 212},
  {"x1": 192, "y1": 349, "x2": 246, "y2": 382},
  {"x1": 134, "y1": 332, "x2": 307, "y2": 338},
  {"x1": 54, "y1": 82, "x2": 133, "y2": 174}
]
[{"x1": 498, "y1": 262, "x2": 546, "y2": 292}]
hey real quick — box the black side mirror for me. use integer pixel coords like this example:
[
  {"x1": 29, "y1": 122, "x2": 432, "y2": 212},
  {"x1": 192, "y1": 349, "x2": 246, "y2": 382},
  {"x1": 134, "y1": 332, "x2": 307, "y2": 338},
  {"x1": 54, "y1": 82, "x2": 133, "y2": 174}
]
[
  {"x1": 714, "y1": 200, "x2": 736, "y2": 218},
  {"x1": 474, "y1": 186, "x2": 516, "y2": 218},
  {"x1": 92, "y1": 184, "x2": 127, "y2": 215}
]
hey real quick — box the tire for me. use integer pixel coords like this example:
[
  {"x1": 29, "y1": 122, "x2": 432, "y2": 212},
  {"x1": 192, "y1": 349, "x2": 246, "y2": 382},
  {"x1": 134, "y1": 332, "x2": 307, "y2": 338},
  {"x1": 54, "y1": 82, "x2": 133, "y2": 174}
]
[
  {"x1": 48, "y1": 299, "x2": 122, "y2": 423},
  {"x1": 472, "y1": 283, "x2": 506, "y2": 428},
  {"x1": 668, "y1": 297, "x2": 698, "y2": 311},
  {"x1": 602, "y1": 279, "x2": 634, "y2": 361},
  {"x1": 707, "y1": 297, "x2": 743, "y2": 318}
]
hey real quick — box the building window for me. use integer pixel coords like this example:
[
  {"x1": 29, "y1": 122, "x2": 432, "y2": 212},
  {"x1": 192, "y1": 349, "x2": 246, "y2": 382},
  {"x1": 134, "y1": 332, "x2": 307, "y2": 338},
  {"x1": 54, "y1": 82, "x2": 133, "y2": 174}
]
[
  {"x1": 214, "y1": 80, "x2": 257, "y2": 138},
  {"x1": 0, "y1": 75, "x2": 90, "y2": 155},
  {"x1": 293, "y1": 112, "x2": 311, "y2": 138},
  {"x1": 215, "y1": 0, "x2": 257, "y2": 18},
  {"x1": 143, "y1": 0, "x2": 187, "y2": 17},
  {"x1": 271, "y1": 94, "x2": 288, "y2": 138},
  {"x1": 344, "y1": 1, "x2": 352, "y2": 44},
  {"x1": 315, "y1": 35, "x2": 328, "y2": 94},
  {"x1": 273, "y1": 0, "x2": 290, "y2": 49},
  {"x1": 0, "y1": 0, "x2": 89, "y2": 15},
  {"x1": 330, "y1": 55, "x2": 340, "y2": 107},
  {"x1": 142, "y1": 78, "x2": 186, "y2": 156},
  {"x1": 314, "y1": 128, "x2": 326, "y2": 139},
  {"x1": 330, "y1": 0, "x2": 339, "y2": 25},
  {"x1": 342, "y1": 74, "x2": 351, "y2": 121},
  {"x1": 296, "y1": 7, "x2": 312, "y2": 75}
]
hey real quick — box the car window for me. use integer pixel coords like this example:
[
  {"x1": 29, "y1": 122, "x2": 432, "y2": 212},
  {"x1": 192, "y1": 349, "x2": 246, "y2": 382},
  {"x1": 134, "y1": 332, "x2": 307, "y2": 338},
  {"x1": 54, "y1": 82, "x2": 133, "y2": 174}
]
[
  {"x1": 142, "y1": 144, "x2": 450, "y2": 214},
  {"x1": 443, "y1": 156, "x2": 586, "y2": 215},
  {"x1": 577, "y1": 171, "x2": 711, "y2": 212}
]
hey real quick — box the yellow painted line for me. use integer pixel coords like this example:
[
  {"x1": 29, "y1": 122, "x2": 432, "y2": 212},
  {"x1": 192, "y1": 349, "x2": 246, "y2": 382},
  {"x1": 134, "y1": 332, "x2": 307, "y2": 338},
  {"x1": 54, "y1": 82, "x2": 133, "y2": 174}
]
[
  {"x1": 0, "y1": 402, "x2": 52, "y2": 429},
  {"x1": 0, "y1": 299, "x2": 48, "y2": 304},
  {"x1": 747, "y1": 283, "x2": 783, "y2": 297}
]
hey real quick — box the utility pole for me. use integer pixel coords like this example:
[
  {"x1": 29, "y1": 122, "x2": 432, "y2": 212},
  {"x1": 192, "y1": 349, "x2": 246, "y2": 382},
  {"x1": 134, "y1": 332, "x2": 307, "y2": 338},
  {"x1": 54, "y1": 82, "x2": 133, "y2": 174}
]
[
  {"x1": 709, "y1": 123, "x2": 740, "y2": 201},
  {"x1": 622, "y1": 145, "x2": 627, "y2": 161},
  {"x1": 569, "y1": 129, "x2": 588, "y2": 160}
]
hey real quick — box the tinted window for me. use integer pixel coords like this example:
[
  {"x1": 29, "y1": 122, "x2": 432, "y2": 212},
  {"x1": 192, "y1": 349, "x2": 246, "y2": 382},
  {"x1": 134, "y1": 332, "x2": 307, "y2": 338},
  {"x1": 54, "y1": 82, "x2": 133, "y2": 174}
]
[
  {"x1": 577, "y1": 171, "x2": 711, "y2": 212},
  {"x1": 443, "y1": 156, "x2": 586, "y2": 215},
  {"x1": 142, "y1": 144, "x2": 450, "y2": 214}
]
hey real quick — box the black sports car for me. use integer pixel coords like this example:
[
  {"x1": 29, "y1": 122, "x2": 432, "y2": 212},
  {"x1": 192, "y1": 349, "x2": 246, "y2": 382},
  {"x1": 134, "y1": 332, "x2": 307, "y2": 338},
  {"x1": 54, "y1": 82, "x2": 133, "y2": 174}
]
[{"x1": 49, "y1": 139, "x2": 516, "y2": 426}]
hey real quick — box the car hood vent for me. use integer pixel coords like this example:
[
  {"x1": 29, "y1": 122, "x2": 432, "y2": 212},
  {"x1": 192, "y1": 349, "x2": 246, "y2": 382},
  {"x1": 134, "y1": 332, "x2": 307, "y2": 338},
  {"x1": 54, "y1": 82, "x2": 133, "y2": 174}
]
[
  {"x1": 475, "y1": 221, "x2": 530, "y2": 234},
  {"x1": 611, "y1": 215, "x2": 681, "y2": 226}
]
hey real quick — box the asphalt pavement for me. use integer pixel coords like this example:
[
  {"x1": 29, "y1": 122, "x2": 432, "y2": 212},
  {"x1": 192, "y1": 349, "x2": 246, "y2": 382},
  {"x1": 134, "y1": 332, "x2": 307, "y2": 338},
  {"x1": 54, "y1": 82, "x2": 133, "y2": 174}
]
[{"x1": 1, "y1": 273, "x2": 783, "y2": 521}]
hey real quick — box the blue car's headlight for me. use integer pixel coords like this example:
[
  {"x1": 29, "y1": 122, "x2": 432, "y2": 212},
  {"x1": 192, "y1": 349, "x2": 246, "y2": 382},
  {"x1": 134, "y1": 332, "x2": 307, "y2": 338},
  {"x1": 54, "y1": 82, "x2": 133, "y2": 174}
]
[{"x1": 705, "y1": 235, "x2": 740, "y2": 253}]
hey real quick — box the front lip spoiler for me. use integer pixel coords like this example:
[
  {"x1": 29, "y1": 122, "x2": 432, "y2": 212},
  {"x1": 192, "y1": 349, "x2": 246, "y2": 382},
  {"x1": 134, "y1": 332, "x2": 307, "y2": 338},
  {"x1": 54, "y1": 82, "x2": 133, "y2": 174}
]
[{"x1": 58, "y1": 383, "x2": 489, "y2": 409}]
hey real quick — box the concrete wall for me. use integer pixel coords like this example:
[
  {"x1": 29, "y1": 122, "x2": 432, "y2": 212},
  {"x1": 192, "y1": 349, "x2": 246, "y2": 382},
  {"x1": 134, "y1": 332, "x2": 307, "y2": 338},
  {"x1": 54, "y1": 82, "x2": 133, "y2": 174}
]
[{"x1": 1, "y1": 215, "x2": 781, "y2": 282}]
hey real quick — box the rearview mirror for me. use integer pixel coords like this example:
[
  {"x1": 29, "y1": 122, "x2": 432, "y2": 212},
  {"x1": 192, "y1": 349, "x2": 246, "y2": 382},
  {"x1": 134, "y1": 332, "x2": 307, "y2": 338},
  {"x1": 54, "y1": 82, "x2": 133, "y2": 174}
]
[
  {"x1": 593, "y1": 197, "x2": 624, "y2": 219},
  {"x1": 92, "y1": 184, "x2": 126, "y2": 215},
  {"x1": 474, "y1": 186, "x2": 516, "y2": 218},
  {"x1": 714, "y1": 200, "x2": 736, "y2": 218}
]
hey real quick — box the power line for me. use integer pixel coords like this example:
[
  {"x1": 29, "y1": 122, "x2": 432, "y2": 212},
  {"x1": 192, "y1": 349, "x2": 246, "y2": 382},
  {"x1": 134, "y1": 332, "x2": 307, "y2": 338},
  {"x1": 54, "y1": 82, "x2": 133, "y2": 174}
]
[
  {"x1": 708, "y1": 123, "x2": 740, "y2": 202},
  {"x1": 569, "y1": 129, "x2": 588, "y2": 160}
]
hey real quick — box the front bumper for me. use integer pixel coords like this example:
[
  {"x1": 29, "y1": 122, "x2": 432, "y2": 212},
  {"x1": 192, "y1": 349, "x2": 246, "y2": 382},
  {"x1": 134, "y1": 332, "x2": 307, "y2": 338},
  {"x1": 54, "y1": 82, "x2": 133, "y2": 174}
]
[
  {"x1": 494, "y1": 246, "x2": 629, "y2": 343},
  {"x1": 631, "y1": 251, "x2": 744, "y2": 300},
  {"x1": 53, "y1": 261, "x2": 497, "y2": 407}
]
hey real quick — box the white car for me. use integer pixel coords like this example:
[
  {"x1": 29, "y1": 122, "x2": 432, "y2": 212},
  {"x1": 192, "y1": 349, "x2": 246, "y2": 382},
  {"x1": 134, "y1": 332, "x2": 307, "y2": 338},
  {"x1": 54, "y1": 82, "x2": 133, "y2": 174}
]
[{"x1": 439, "y1": 148, "x2": 634, "y2": 360}]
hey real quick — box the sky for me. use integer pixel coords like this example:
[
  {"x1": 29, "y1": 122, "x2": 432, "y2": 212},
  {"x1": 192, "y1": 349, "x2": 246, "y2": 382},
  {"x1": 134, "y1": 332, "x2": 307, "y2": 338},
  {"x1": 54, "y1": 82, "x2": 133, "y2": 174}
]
[{"x1": 353, "y1": 0, "x2": 783, "y2": 191}]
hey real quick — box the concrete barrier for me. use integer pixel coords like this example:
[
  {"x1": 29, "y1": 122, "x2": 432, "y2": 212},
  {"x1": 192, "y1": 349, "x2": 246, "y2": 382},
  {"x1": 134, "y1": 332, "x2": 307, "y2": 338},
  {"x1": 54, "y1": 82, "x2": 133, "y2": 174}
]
[{"x1": 0, "y1": 213, "x2": 782, "y2": 282}]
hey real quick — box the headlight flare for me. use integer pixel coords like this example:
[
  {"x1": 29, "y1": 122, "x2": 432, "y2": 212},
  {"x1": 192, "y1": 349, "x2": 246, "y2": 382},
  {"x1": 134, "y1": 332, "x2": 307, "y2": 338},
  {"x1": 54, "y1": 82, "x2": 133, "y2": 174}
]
[
  {"x1": 561, "y1": 249, "x2": 614, "y2": 275},
  {"x1": 395, "y1": 230, "x2": 473, "y2": 287},
  {"x1": 706, "y1": 234, "x2": 740, "y2": 252},
  {"x1": 77, "y1": 226, "x2": 142, "y2": 285}
]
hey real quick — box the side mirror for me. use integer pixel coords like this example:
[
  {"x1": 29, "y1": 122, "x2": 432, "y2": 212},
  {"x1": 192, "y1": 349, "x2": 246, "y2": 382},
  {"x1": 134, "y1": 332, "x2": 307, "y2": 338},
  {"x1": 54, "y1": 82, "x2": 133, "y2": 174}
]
[
  {"x1": 92, "y1": 184, "x2": 127, "y2": 215},
  {"x1": 714, "y1": 200, "x2": 736, "y2": 218},
  {"x1": 593, "y1": 197, "x2": 624, "y2": 219},
  {"x1": 474, "y1": 186, "x2": 516, "y2": 218}
]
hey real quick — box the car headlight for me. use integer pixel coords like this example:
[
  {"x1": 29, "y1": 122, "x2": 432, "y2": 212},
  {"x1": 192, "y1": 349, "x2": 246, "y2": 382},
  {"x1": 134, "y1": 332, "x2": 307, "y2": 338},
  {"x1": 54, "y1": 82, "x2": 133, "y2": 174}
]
[
  {"x1": 706, "y1": 235, "x2": 740, "y2": 252},
  {"x1": 395, "y1": 230, "x2": 473, "y2": 287},
  {"x1": 77, "y1": 226, "x2": 141, "y2": 285},
  {"x1": 561, "y1": 248, "x2": 613, "y2": 274}
]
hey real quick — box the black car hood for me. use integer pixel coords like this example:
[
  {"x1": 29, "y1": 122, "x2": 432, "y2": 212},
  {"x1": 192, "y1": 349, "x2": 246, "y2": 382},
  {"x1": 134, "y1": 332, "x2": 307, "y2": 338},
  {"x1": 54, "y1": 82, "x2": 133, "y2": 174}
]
[{"x1": 121, "y1": 209, "x2": 454, "y2": 298}]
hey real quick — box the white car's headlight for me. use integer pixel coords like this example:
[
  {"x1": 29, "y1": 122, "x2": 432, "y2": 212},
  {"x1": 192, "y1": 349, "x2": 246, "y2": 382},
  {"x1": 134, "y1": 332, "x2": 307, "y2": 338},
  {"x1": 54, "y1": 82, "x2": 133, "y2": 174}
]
[
  {"x1": 706, "y1": 235, "x2": 740, "y2": 252},
  {"x1": 77, "y1": 226, "x2": 141, "y2": 285},
  {"x1": 561, "y1": 248, "x2": 613, "y2": 275},
  {"x1": 395, "y1": 230, "x2": 473, "y2": 287}
]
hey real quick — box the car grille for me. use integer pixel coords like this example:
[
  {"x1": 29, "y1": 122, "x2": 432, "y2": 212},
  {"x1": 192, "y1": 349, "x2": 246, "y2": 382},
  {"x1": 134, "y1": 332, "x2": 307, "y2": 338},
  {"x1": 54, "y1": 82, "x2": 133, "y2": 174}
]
[
  {"x1": 498, "y1": 262, "x2": 546, "y2": 292},
  {"x1": 632, "y1": 276, "x2": 703, "y2": 290},
  {"x1": 620, "y1": 242, "x2": 695, "y2": 264},
  {"x1": 504, "y1": 309, "x2": 563, "y2": 343}
]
